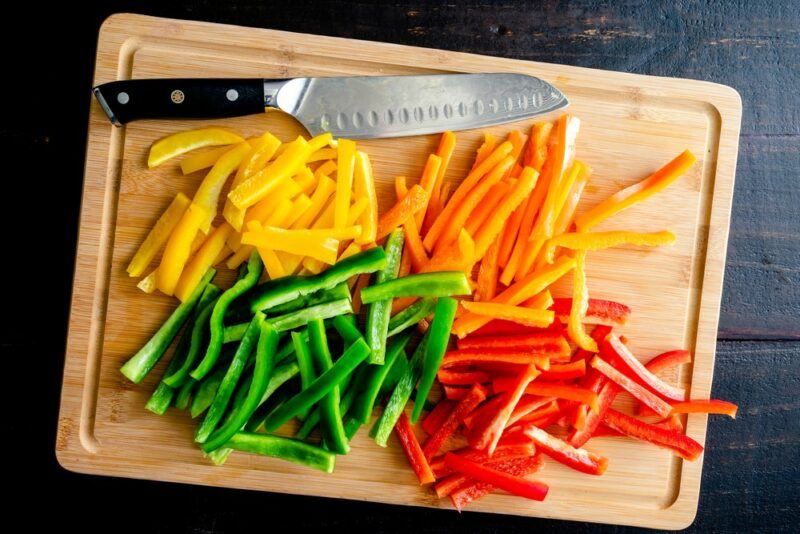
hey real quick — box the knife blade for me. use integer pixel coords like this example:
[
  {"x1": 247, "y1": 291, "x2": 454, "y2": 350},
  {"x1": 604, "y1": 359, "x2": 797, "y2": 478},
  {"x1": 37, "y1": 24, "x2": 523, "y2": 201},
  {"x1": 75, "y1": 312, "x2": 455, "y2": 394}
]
[{"x1": 93, "y1": 74, "x2": 568, "y2": 138}]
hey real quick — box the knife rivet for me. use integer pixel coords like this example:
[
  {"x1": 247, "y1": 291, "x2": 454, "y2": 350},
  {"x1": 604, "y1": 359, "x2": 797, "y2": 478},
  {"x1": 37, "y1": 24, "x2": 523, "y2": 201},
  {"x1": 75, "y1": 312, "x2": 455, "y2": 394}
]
[
  {"x1": 117, "y1": 92, "x2": 129, "y2": 105},
  {"x1": 171, "y1": 90, "x2": 185, "y2": 104},
  {"x1": 226, "y1": 89, "x2": 239, "y2": 102}
]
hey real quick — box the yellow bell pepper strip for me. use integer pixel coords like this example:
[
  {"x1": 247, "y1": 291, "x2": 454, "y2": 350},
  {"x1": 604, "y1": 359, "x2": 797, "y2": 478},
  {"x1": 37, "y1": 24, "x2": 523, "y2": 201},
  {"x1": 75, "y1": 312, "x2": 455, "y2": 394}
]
[
  {"x1": 259, "y1": 248, "x2": 286, "y2": 280},
  {"x1": 156, "y1": 202, "x2": 209, "y2": 296},
  {"x1": 148, "y1": 127, "x2": 244, "y2": 168},
  {"x1": 576, "y1": 149, "x2": 697, "y2": 231},
  {"x1": 228, "y1": 136, "x2": 309, "y2": 210},
  {"x1": 227, "y1": 199, "x2": 296, "y2": 270},
  {"x1": 282, "y1": 194, "x2": 313, "y2": 229},
  {"x1": 422, "y1": 131, "x2": 457, "y2": 236},
  {"x1": 192, "y1": 141, "x2": 251, "y2": 233},
  {"x1": 292, "y1": 175, "x2": 335, "y2": 229},
  {"x1": 452, "y1": 256, "x2": 575, "y2": 338},
  {"x1": 301, "y1": 201, "x2": 369, "y2": 275},
  {"x1": 424, "y1": 140, "x2": 514, "y2": 251},
  {"x1": 334, "y1": 138, "x2": 357, "y2": 228},
  {"x1": 347, "y1": 197, "x2": 369, "y2": 227},
  {"x1": 175, "y1": 223, "x2": 234, "y2": 301},
  {"x1": 212, "y1": 244, "x2": 232, "y2": 266},
  {"x1": 307, "y1": 147, "x2": 337, "y2": 162},
  {"x1": 568, "y1": 250, "x2": 596, "y2": 352},
  {"x1": 414, "y1": 153, "x2": 442, "y2": 228},
  {"x1": 223, "y1": 132, "x2": 282, "y2": 231},
  {"x1": 473, "y1": 166, "x2": 539, "y2": 261},
  {"x1": 377, "y1": 185, "x2": 430, "y2": 241},
  {"x1": 127, "y1": 192, "x2": 191, "y2": 277},
  {"x1": 311, "y1": 199, "x2": 337, "y2": 229},
  {"x1": 460, "y1": 301, "x2": 555, "y2": 328},
  {"x1": 243, "y1": 178, "x2": 302, "y2": 228},
  {"x1": 180, "y1": 145, "x2": 232, "y2": 175},
  {"x1": 353, "y1": 151, "x2": 378, "y2": 244},
  {"x1": 545, "y1": 230, "x2": 676, "y2": 264},
  {"x1": 241, "y1": 224, "x2": 340, "y2": 265},
  {"x1": 314, "y1": 159, "x2": 337, "y2": 179},
  {"x1": 291, "y1": 166, "x2": 315, "y2": 196},
  {"x1": 137, "y1": 270, "x2": 157, "y2": 294},
  {"x1": 275, "y1": 252, "x2": 304, "y2": 276},
  {"x1": 306, "y1": 132, "x2": 334, "y2": 153}
]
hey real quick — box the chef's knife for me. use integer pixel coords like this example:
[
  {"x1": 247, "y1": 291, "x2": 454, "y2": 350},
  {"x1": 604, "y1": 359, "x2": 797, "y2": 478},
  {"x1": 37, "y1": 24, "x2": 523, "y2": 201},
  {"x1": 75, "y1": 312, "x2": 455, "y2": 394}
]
[{"x1": 93, "y1": 74, "x2": 567, "y2": 139}]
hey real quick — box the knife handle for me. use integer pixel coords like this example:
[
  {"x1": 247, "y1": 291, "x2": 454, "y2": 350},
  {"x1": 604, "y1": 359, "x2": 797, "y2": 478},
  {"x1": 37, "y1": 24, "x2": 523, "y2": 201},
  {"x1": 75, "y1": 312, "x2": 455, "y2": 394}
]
[{"x1": 92, "y1": 78, "x2": 266, "y2": 125}]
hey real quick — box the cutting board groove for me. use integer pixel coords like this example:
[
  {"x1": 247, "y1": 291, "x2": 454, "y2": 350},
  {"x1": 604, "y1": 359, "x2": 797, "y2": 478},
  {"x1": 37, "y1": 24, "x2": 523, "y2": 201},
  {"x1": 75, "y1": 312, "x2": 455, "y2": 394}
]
[{"x1": 57, "y1": 14, "x2": 741, "y2": 529}]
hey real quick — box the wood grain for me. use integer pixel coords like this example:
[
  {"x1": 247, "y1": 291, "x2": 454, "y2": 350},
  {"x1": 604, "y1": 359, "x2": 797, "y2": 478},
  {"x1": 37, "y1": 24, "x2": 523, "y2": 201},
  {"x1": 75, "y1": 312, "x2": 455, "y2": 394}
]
[{"x1": 54, "y1": 13, "x2": 742, "y2": 530}]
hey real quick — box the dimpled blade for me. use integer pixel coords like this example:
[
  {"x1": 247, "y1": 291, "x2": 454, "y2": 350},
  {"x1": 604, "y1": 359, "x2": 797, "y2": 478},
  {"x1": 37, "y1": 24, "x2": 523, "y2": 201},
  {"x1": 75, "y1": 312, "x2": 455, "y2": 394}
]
[{"x1": 275, "y1": 73, "x2": 568, "y2": 139}]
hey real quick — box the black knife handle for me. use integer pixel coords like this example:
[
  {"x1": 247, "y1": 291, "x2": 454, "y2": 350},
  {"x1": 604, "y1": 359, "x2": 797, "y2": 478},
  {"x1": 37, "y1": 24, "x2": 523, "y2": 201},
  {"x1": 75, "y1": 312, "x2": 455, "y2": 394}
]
[{"x1": 92, "y1": 78, "x2": 267, "y2": 125}]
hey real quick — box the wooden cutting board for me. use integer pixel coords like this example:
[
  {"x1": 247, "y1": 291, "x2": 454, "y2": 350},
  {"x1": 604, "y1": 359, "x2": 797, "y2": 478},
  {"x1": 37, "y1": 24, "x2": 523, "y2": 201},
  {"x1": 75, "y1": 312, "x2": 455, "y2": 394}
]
[{"x1": 57, "y1": 13, "x2": 741, "y2": 529}]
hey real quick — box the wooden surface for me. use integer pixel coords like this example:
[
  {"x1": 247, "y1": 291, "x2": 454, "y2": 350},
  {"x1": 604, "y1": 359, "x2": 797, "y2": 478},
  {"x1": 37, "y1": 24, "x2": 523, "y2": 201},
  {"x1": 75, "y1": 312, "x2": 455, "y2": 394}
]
[
  {"x1": 54, "y1": 12, "x2": 742, "y2": 530},
  {"x1": 8, "y1": 2, "x2": 798, "y2": 533}
]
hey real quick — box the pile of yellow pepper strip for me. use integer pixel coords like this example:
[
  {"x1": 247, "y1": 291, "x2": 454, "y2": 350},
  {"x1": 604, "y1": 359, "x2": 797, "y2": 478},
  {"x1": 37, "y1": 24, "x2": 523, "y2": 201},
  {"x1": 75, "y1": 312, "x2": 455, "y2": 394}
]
[{"x1": 127, "y1": 127, "x2": 378, "y2": 302}]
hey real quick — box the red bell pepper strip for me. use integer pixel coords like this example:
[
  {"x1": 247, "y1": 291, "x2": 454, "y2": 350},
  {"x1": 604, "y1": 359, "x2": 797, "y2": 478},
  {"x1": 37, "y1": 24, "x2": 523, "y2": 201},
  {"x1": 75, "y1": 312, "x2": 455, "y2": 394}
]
[
  {"x1": 436, "y1": 369, "x2": 492, "y2": 386},
  {"x1": 593, "y1": 415, "x2": 683, "y2": 437},
  {"x1": 602, "y1": 334, "x2": 686, "y2": 401},
  {"x1": 449, "y1": 455, "x2": 544, "y2": 511},
  {"x1": 423, "y1": 384, "x2": 488, "y2": 460},
  {"x1": 443, "y1": 385, "x2": 470, "y2": 400},
  {"x1": 645, "y1": 349, "x2": 692, "y2": 374},
  {"x1": 539, "y1": 360, "x2": 586, "y2": 381},
  {"x1": 507, "y1": 395, "x2": 557, "y2": 427},
  {"x1": 565, "y1": 325, "x2": 614, "y2": 427},
  {"x1": 523, "y1": 425, "x2": 608, "y2": 475},
  {"x1": 603, "y1": 408, "x2": 704, "y2": 460},
  {"x1": 568, "y1": 380, "x2": 620, "y2": 448},
  {"x1": 590, "y1": 356, "x2": 672, "y2": 418},
  {"x1": 550, "y1": 298, "x2": 631, "y2": 327},
  {"x1": 470, "y1": 319, "x2": 548, "y2": 337},
  {"x1": 430, "y1": 440, "x2": 536, "y2": 479},
  {"x1": 492, "y1": 380, "x2": 600, "y2": 413},
  {"x1": 470, "y1": 364, "x2": 540, "y2": 453},
  {"x1": 441, "y1": 349, "x2": 551, "y2": 370},
  {"x1": 421, "y1": 399, "x2": 457, "y2": 435},
  {"x1": 462, "y1": 395, "x2": 506, "y2": 430},
  {"x1": 395, "y1": 413, "x2": 436, "y2": 484},
  {"x1": 435, "y1": 450, "x2": 532, "y2": 497},
  {"x1": 638, "y1": 399, "x2": 739, "y2": 418},
  {"x1": 443, "y1": 452, "x2": 549, "y2": 502},
  {"x1": 457, "y1": 332, "x2": 570, "y2": 355}
]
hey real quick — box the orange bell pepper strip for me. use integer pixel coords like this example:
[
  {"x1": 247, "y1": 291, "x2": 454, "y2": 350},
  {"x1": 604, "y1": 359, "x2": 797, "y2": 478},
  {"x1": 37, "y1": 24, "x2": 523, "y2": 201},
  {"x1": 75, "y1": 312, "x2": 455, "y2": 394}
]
[
  {"x1": 414, "y1": 154, "x2": 443, "y2": 228},
  {"x1": 155, "y1": 202, "x2": 208, "y2": 296},
  {"x1": 522, "y1": 289, "x2": 553, "y2": 310},
  {"x1": 502, "y1": 130, "x2": 528, "y2": 178},
  {"x1": 497, "y1": 202, "x2": 526, "y2": 268},
  {"x1": 568, "y1": 250, "x2": 597, "y2": 352},
  {"x1": 241, "y1": 223, "x2": 341, "y2": 265},
  {"x1": 460, "y1": 301, "x2": 555, "y2": 328},
  {"x1": 552, "y1": 163, "x2": 590, "y2": 236},
  {"x1": 424, "y1": 140, "x2": 514, "y2": 251},
  {"x1": 127, "y1": 192, "x2": 191, "y2": 277},
  {"x1": 423, "y1": 131, "x2": 456, "y2": 235},
  {"x1": 180, "y1": 145, "x2": 233, "y2": 175},
  {"x1": 475, "y1": 238, "x2": 500, "y2": 301},
  {"x1": 291, "y1": 174, "x2": 336, "y2": 229},
  {"x1": 435, "y1": 155, "x2": 515, "y2": 254},
  {"x1": 228, "y1": 136, "x2": 309, "y2": 210},
  {"x1": 376, "y1": 184, "x2": 429, "y2": 240},
  {"x1": 473, "y1": 166, "x2": 539, "y2": 260},
  {"x1": 452, "y1": 255, "x2": 575, "y2": 338},
  {"x1": 545, "y1": 230, "x2": 676, "y2": 264},
  {"x1": 441, "y1": 350, "x2": 550, "y2": 371},
  {"x1": 333, "y1": 138, "x2": 357, "y2": 228},
  {"x1": 394, "y1": 177, "x2": 429, "y2": 271},
  {"x1": 174, "y1": 223, "x2": 233, "y2": 301},
  {"x1": 148, "y1": 127, "x2": 244, "y2": 168},
  {"x1": 524, "y1": 121, "x2": 553, "y2": 171},
  {"x1": 353, "y1": 151, "x2": 378, "y2": 244},
  {"x1": 192, "y1": 141, "x2": 251, "y2": 232},
  {"x1": 223, "y1": 133, "x2": 282, "y2": 231},
  {"x1": 465, "y1": 181, "x2": 510, "y2": 236},
  {"x1": 425, "y1": 180, "x2": 453, "y2": 236},
  {"x1": 576, "y1": 149, "x2": 697, "y2": 231},
  {"x1": 472, "y1": 132, "x2": 496, "y2": 169}
]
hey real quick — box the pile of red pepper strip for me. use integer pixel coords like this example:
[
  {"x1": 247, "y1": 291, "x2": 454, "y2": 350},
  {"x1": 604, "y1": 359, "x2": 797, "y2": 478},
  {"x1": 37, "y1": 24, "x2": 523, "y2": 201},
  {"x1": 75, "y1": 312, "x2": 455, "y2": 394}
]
[{"x1": 391, "y1": 304, "x2": 739, "y2": 510}]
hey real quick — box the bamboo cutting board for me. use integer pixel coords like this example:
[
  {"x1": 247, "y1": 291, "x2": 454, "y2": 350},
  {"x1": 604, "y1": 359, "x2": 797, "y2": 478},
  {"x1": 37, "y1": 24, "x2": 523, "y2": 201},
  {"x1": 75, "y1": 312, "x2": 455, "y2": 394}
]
[{"x1": 57, "y1": 13, "x2": 741, "y2": 529}]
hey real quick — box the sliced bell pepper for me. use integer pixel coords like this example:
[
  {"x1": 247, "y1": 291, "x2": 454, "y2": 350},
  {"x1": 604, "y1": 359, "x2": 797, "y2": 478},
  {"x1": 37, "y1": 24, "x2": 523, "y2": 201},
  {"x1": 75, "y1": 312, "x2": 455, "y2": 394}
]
[
  {"x1": 351, "y1": 334, "x2": 411, "y2": 423},
  {"x1": 414, "y1": 153, "x2": 443, "y2": 228},
  {"x1": 223, "y1": 132, "x2": 282, "y2": 231},
  {"x1": 174, "y1": 223, "x2": 234, "y2": 302},
  {"x1": 422, "y1": 383, "x2": 488, "y2": 460},
  {"x1": 594, "y1": 414, "x2": 684, "y2": 437},
  {"x1": 422, "y1": 131, "x2": 456, "y2": 235},
  {"x1": 226, "y1": 432, "x2": 335, "y2": 473},
  {"x1": 291, "y1": 174, "x2": 335, "y2": 229},
  {"x1": 448, "y1": 455, "x2": 544, "y2": 510},
  {"x1": 462, "y1": 395, "x2": 506, "y2": 431},
  {"x1": 387, "y1": 297, "x2": 436, "y2": 337},
  {"x1": 352, "y1": 151, "x2": 378, "y2": 244},
  {"x1": 497, "y1": 202, "x2": 527, "y2": 269},
  {"x1": 360, "y1": 271, "x2": 471, "y2": 304},
  {"x1": 524, "y1": 121, "x2": 553, "y2": 171},
  {"x1": 192, "y1": 142, "x2": 251, "y2": 232},
  {"x1": 472, "y1": 132, "x2": 497, "y2": 169},
  {"x1": 476, "y1": 238, "x2": 500, "y2": 302},
  {"x1": 602, "y1": 334, "x2": 686, "y2": 401},
  {"x1": 127, "y1": 192, "x2": 191, "y2": 277},
  {"x1": 430, "y1": 440, "x2": 536, "y2": 479},
  {"x1": 523, "y1": 425, "x2": 608, "y2": 475},
  {"x1": 267, "y1": 299, "x2": 352, "y2": 332},
  {"x1": 470, "y1": 319, "x2": 545, "y2": 338},
  {"x1": 444, "y1": 452, "x2": 549, "y2": 502},
  {"x1": 506, "y1": 395, "x2": 557, "y2": 427},
  {"x1": 148, "y1": 127, "x2": 244, "y2": 168},
  {"x1": 551, "y1": 162, "x2": 590, "y2": 236},
  {"x1": 308, "y1": 147, "x2": 337, "y2": 162},
  {"x1": 441, "y1": 349, "x2": 550, "y2": 370},
  {"x1": 565, "y1": 250, "x2": 596, "y2": 351},
  {"x1": 493, "y1": 380, "x2": 600, "y2": 413},
  {"x1": 637, "y1": 399, "x2": 738, "y2": 418},
  {"x1": 241, "y1": 224, "x2": 341, "y2": 265},
  {"x1": 457, "y1": 332, "x2": 569, "y2": 354},
  {"x1": 243, "y1": 177, "x2": 302, "y2": 228},
  {"x1": 394, "y1": 176, "x2": 429, "y2": 271},
  {"x1": 436, "y1": 369, "x2": 491, "y2": 386},
  {"x1": 516, "y1": 400, "x2": 561, "y2": 425},
  {"x1": 365, "y1": 228, "x2": 405, "y2": 363},
  {"x1": 314, "y1": 158, "x2": 337, "y2": 178},
  {"x1": 155, "y1": 202, "x2": 209, "y2": 295},
  {"x1": 539, "y1": 360, "x2": 586, "y2": 381},
  {"x1": 465, "y1": 181, "x2": 510, "y2": 237},
  {"x1": 334, "y1": 139, "x2": 357, "y2": 228},
  {"x1": 395, "y1": 413, "x2": 436, "y2": 484},
  {"x1": 590, "y1": 355, "x2": 672, "y2": 418},
  {"x1": 645, "y1": 349, "x2": 692, "y2": 374},
  {"x1": 376, "y1": 184, "x2": 430, "y2": 240},
  {"x1": 443, "y1": 385, "x2": 469, "y2": 400},
  {"x1": 603, "y1": 408, "x2": 704, "y2": 460},
  {"x1": 180, "y1": 145, "x2": 234, "y2": 175},
  {"x1": 307, "y1": 319, "x2": 349, "y2": 454},
  {"x1": 421, "y1": 399, "x2": 457, "y2": 435},
  {"x1": 435, "y1": 445, "x2": 532, "y2": 498},
  {"x1": 545, "y1": 230, "x2": 676, "y2": 264},
  {"x1": 459, "y1": 301, "x2": 555, "y2": 329},
  {"x1": 551, "y1": 297, "x2": 631, "y2": 327},
  {"x1": 411, "y1": 297, "x2": 459, "y2": 423}
]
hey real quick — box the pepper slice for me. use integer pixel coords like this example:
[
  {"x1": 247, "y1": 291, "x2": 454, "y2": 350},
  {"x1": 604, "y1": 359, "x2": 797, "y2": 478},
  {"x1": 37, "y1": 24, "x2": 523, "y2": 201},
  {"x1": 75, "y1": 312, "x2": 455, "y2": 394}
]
[
  {"x1": 544, "y1": 230, "x2": 676, "y2": 264},
  {"x1": 353, "y1": 151, "x2": 378, "y2": 244},
  {"x1": 590, "y1": 356, "x2": 672, "y2": 418},
  {"x1": 148, "y1": 127, "x2": 245, "y2": 168},
  {"x1": 441, "y1": 349, "x2": 551, "y2": 370},
  {"x1": 127, "y1": 192, "x2": 191, "y2": 277},
  {"x1": 430, "y1": 440, "x2": 536, "y2": 479},
  {"x1": 436, "y1": 369, "x2": 491, "y2": 386},
  {"x1": 266, "y1": 298, "x2": 353, "y2": 332},
  {"x1": 457, "y1": 332, "x2": 569, "y2": 353},
  {"x1": 523, "y1": 425, "x2": 608, "y2": 475},
  {"x1": 568, "y1": 250, "x2": 597, "y2": 352},
  {"x1": 423, "y1": 384, "x2": 488, "y2": 460},
  {"x1": 645, "y1": 349, "x2": 692, "y2": 374},
  {"x1": 448, "y1": 455, "x2": 544, "y2": 510},
  {"x1": 637, "y1": 399, "x2": 739, "y2": 418},
  {"x1": 387, "y1": 297, "x2": 436, "y2": 337},
  {"x1": 366, "y1": 228, "x2": 405, "y2": 363},
  {"x1": 351, "y1": 333, "x2": 411, "y2": 424},
  {"x1": 120, "y1": 269, "x2": 215, "y2": 383},
  {"x1": 225, "y1": 432, "x2": 335, "y2": 473},
  {"x1": 395, "y1": 413, "x2": 436, "y2": 485},
  {"x1": 602, "y1": 334, "x2": 686, "y2": 401},
  {"x1": 421, "y1": 399, "x2": 457, "y2": 435},
  {"x1": 551, "y1": 298, "x2": 631, "y2": 327},
  {"x1": 443, "y1": 452, "x2": 549, "y2": 502},
  {"x1": 376, "y1": 185, "x2": 430, "y2": 240},
  {"x1": 603, "y1": 408, "x2": 704, "y2": 460},
  {"x1": 459, "y1": 301, "x2": 555, "y2": 328},
  {"x1": 360, "y1": 271, "x2": 471, "y2": 304},
  {"x1": 175, "y1": 223, "x2": 234, "y2": 301},
  {"x1": 307, "y1": 319, "x2": 350, "y2": 454},
  {"x1": 330, "y1": 314, "x2": 365, "y2": 346}
]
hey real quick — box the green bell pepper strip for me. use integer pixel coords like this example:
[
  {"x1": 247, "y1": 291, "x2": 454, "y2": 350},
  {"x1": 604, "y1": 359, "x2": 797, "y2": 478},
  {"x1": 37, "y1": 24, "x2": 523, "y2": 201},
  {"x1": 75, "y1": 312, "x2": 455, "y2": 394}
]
[
  {"x1": 371, "y1": 332, "x2": 430, "y2": 447},
  {"x1": 163, "y1": 287, "x2": 223, "y2": 387},
  {"x1": 410, "y1": 297, "x2": 458, "y2": 423},
  {"x1": 292, "y1": 331, "x2": 316, "y2": 420},
  {"x1": 294, "y1": 362, "x2": 363, "y2": 440},
  {"x1": 195, "y1": 312, "x2": 264, "y2": 443},
  {"x1": 267, "y1": 299, "x2": 353, "y2": 332},
  {"x1": 263, "y1": 338, "x2": 371, "y2": 432},
  {"x1": 380, "y1": 352, "x2": 409, "y2": 396},
  {"x1": 191, "y1": 252, "x2": 262, "y2": 381},
  {"x1": 365, "y1": 228, "x2": 404, "y2": 363},
  {"x1": 360, "y1": 271, "x2": 471, "y2": 304},
  {"x1": 387, "y1": 297, "x2": 436, "y2": 337},
  {"x1": 191, "y1": 366, "x2": 226, "y2": 418},
  {"x1": 223, "y1": 322, "x2": 249, "y2": 344},
  {"x1": 120, "y1": 269, "x2": 216, "y2": 383},
  {"x1": 307, "y1": 319, "x2": 349, "y2": 454},
  {"x1": 352, "y1": 333, "x2": 412, "y2": 424},
  {"x1": 226, "y1": 432, "x2": 336, "y2": 473},
  {"x1": 247, "y1": 247, "x2": 386, "y2": 312},
  {"x1": 174, "y1": 379, "x2": 196, "y2": 410},
  {"x1": 202, "y1": 323, "x2": 279, "y2": 452},
  {"x1": 243, "y1": 361, "x2": 300, "y2": 432},
  {"x1": 268, "y1": 282, "x2": 351, "y2": 314},
  {"x1": 344, "y1": 417, "x2": 362, "y2": 441},
  {"x1": 331, "y1": 314, "x2": 363, "y2": 346}
]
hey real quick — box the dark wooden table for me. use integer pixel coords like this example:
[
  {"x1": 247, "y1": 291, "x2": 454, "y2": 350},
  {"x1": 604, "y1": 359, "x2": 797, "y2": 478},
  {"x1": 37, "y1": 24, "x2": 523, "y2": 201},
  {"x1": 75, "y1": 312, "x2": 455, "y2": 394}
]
[{"x1": 6, "y1": 1, "x2": 797, "y2": 532}]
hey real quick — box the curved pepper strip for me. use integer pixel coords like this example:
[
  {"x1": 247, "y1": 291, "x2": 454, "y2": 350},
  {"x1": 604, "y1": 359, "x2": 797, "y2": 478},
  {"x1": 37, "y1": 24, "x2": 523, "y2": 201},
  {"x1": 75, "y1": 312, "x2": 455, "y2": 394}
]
[
  {"x1": 192, "y1": 142, "x2": 252, "y2": 232},
  {"x1": 376, "y1": 185, "x2": 430, "y2": 241},
  {"x1": 386, "y1": 297, "x2": 436, "y2": 337},
  {"x1": 448, "y1": 455, "x2": 544, "y2": 511},
  {"x1": 226, "y1": 432, "x2": 336, "y2": 473},
  {"x1": 190, "y1": 252, "x2": 263, "y2": 381},
  {"x1": 568, "y1": 250, "x2": 597, "y2": 352},
  {"x1": 148, "y1": 127, "x2": 244, "y2": 168},
  {"x1": 175, "y1": 223, "x2": 234, "y2": 301},
  {"x1": 307, "y1": 319, "x2": 350, "y2": 454},
  {"x1": 334, "y1": 139, "x2": 357, "y2": 228},
  {"x1": 180, "y1": 145, "x2": 236, "y2": 175},
  {"x1": 127, "y1": 192, "x2": 191, "y2": 277},
  {"x1": 351, "y1": 334, "x2": 411, "y2": 424},
  {"x1": 223, "y1": 132, "x2": 282, "y2": 231},
  {"x1": 155, "y1": 203, "x2": 209, "y2": 296},
  {"x1": 545, "y1": 230, "x2": 676, "y2": 264},
  {"x1": 603, "y1": 334, "x2": 686, "y2": 401}
]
